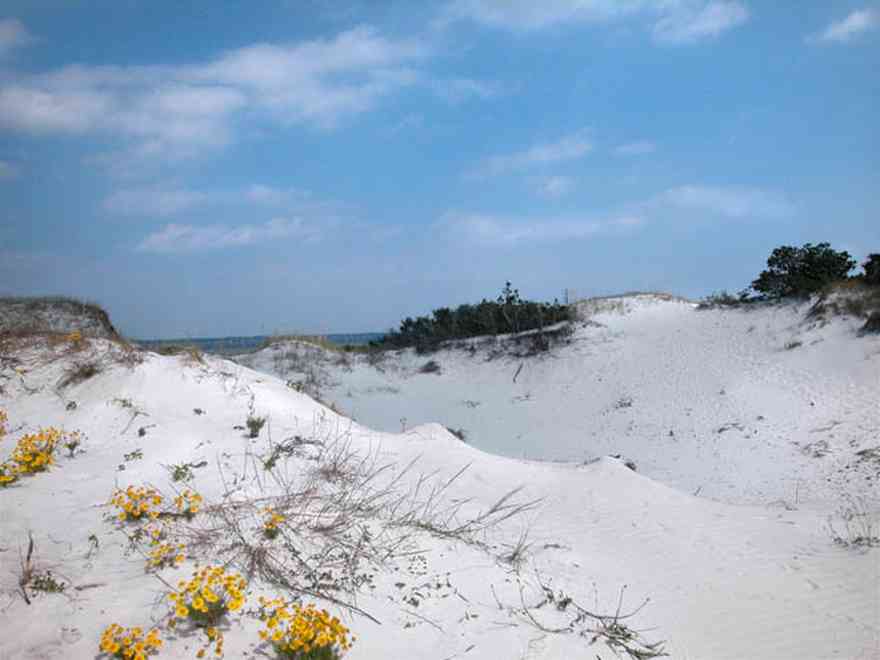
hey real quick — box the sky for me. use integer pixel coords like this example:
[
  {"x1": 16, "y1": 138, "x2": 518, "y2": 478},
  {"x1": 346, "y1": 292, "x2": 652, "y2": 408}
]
[{"x1": 0, "y1": 1, "x2": 877, "y2": 339}]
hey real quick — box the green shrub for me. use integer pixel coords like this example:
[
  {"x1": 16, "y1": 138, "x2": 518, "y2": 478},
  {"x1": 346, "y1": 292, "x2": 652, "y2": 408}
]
[
  {"x1": 863, "y1": 254, "x2": 880, "y2": 286},
  {"x1": 247, "y1": 415, "x2": 266, "y2": 438},
  {"x1": 750, "y1": 243, "x2": 856, "y2": 299},
  {"x1": 374, "y1": 282, "x2": 571, "y2": 350}
]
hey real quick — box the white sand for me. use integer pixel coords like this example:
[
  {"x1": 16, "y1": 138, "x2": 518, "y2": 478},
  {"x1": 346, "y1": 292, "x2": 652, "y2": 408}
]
[{"x1": 1, "y1": 294, "x2": 878, "y2": 659}]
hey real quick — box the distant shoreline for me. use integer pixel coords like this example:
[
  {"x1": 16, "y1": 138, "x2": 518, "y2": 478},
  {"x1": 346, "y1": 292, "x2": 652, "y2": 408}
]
[{"x1": 135, "y1": 332, "x2": 385, "y2": 356}]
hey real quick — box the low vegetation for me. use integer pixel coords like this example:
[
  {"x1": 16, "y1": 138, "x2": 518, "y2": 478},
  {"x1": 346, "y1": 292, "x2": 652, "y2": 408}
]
[
  {"x1": 247, "y1": 414, "x2": 267, "y2": 438},
  {"x1": 374, "y1": 282, "x2": 572, "y2": 353},
  {"x1": 699, "y1": 245, "x2": 878, "y2": 317},
  {"x1": 750, "y1": 243, "x2": 857, "y2": 299}
]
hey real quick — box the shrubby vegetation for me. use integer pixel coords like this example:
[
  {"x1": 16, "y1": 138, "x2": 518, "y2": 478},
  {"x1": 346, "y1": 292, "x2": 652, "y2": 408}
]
[
  {"x1": 863, "y1": 254, "x2": 880, "y2": 286},
  {"x1": 374, "y1": 282, "x2": 572, "y2": 352},
  {"x1": 749, "y1": 243, "x2": 857, "y2": 299},
  {"x1": 701, "y1": 243, "x2": 877, "y2": 308}
]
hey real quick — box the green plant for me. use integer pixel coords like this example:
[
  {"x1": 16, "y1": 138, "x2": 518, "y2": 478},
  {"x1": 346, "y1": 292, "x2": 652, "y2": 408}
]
[
  {"x1": 374, "y1": 282, "x2": 572, "y2": 351},
  {"x1": 697, "y1": 290, "x2": 747, "y2": 309},
  {"x1": 247, "y1": 415, "x2": 267, "y2": 438},
  {"x1": 29, "y1": 570, "x2": 66, "y2": 593},
  {"x1": 123, "y1": 449, "x2": 143, "y2": 462},
  {"x1": 750, "y1": 243, "x2": 856, "y2": 299},
  {"x1": 64, "y1": 431, "x2": 83, "y2": 457},
  {"x1": 167, "y1": 460, "x2": 206, "y2": 482},
  {"x1": 863, "y1": 254, "x2": 880, "y2": 286}
]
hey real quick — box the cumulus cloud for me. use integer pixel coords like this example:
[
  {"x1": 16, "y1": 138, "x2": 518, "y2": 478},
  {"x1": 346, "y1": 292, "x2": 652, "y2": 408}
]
[
  {"x1": 660, "y1": 184, "x2": 795, "y2": 218},
  {"x1": 653, "y1": 1, "x2": 749, "y2": 44},
  {"x1": 471, "y1": 131, "x2": 592, "y2": 178},
  {"x1": 137, "y1": 217, "x2": 321, "y2": 253},
  {"x1": 615, "y1": 140, "x2": 657, "y2": 156},
  {"x1": 0, "y1": 19, "x2": 32, "y2": 57},
  {"x1": 441, "y1": 1, "x2": 749, "y2": 43},
  {"x1": 810, "y1": 9, "x2": 878, "y2": 44},
  {"x1": 440, "y1": 211, "x2": 641, "y2": 245},
  {"x1": 0, "y1": 26, "x2": 428, "y2": 159},
  {"x1": 104, "y1": 183, "x2": 344, "y2": 219},
  {"x1": 440, "y1": 0, "x2": 651, "y2": 31}
]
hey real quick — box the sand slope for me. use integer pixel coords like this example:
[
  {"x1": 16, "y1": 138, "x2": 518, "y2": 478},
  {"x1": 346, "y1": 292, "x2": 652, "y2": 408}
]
[
  {"x1": 239, "y1": 294, "x2": 880, "y2": 507},
  {"x1": 0, "y1": 297, "x2": 878, "y2": 659}
]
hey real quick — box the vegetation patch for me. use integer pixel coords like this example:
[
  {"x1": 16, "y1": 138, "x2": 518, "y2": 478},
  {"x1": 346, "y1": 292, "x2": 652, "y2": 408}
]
[
  {"x1": 374, "y1": 282, "x2": 571, "y2": 353},
  {"x1": 58, "y1": 360, "x2": 102, "y2": 389}
]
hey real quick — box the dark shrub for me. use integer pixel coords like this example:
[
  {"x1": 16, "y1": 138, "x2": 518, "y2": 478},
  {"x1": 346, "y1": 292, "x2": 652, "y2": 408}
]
[
  {"x1": 58, "y1": 361, "x2": 101, "y2": 389},
  {"x1": 750, "y1": 243, "x2": 856, "y2": 299},
  {"x1": 863, "y1": 254, "x2": 880, "y2": 286},
  {"x1": 419, "y1": 360, "x2": 441, "y2": 374},
  {"x1": 374, "y1": 282, "x2": 572, "y2": 350},
  {"x1": 246, "y1": 415, "x2": 266, "y2": 438},
  {"x1": 862, "y1": 312, "x2": 880, "y2": 334}
]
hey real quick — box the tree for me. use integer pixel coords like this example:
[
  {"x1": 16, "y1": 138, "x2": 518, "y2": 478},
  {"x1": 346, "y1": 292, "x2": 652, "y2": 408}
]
[
  {"x1": 862, "y1": 254, "x2": 880, "y2": 286},
  {"x1": 750, "y1": 243, "x2": 856, "y2": 298}
]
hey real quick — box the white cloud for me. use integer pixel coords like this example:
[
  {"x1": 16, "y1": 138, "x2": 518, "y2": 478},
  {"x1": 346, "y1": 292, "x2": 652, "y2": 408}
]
[
  {"x1": 472, "y1": 131, "x2": 592, "y2": 178},
  {"x1": 440, "y1": 211, "x2": 641, "y2": 245},
  {"x1": 431, "y1": 77, "x2": 501, "y2": 104},
  {"x1": 0, "y1": 160, "x2": 18, "y2": 179},
  {"x1": 615, "y1": 140, "x2": 656, "y2": 156},
  {"x1": 530, "y1": 175, "x2": 575, "y2": 198},
  {"x1": 103, "y1": 187, "x2": 210, "y2": 217},
  {"x1": 441, "y1": 1, "x2": 749, "y2": 43},
  {"x1": 810, "y1": 9, "x2": 878, "y2": 44},
  {"x1": 0, "y1": 19, "x2": 32, "y2": 57},
  {"x1": 440, "y1": 0, "x2": 652, "y2": 31},
  {"x1": 0, "y1": 27, "x2": 428, "y2": 159},
  {"x1": 653, "y1": 1, "x2": 749, "y2": 44},
  {"x1": 660, "y1": 184, "x2": 795, "y2": 218},
  {"x1": 137, "y1": 217, "x2": 321, "y2": 253},
  {"x1": 104, "y1": 183, "x2": 347, "y2": 221}
]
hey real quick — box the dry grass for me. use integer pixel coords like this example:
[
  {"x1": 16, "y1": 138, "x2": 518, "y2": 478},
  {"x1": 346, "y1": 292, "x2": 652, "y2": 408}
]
[
  {"x1": 514, "y1": 574, "x2": 667, "y2": 659},
  {"x1": 0, "y1": 295, "x2": 119, "y2": 339},
  {"x1": 260, "y1": 334, "x2": 344, "y2": 353},
  {"x1": 827, "y1": 495, "x2": 879, "y2": 549},
  {"x1": 809, "y1": 280, "x2": 880, "y2": 323},
  {"x1": 57, "y1": 360, "x2": 102, "y2": 389},
  {"x1": 147, "y1": 422, "x2": 539, "y2": 625}
]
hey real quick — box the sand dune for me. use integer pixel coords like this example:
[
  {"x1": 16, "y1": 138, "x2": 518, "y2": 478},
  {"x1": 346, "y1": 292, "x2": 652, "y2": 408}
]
[{"x1": 1, "y1": 294, "x2": 878, "y2": 659}]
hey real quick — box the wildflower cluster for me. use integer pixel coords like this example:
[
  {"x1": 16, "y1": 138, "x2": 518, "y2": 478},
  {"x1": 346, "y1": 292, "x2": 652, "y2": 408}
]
[
  {"x1": 65, "y1": 330, "x2": 83, "y2": 343},
  {"x1": 258, "y1": 597, "x2": 354, "y2": 659},
  {"x1": 263, "y1": 507, "x2": 285, "y2": 540},
  {"x1": 1, "y1": 427, "x2": 63, "y2": 486},
  {"x1": 168, "y1": 565, "x2": 247, "y2": 626},
  {"x1": 0, "y1": 409, "x2": 7, "y2": 437},
  {"x1": 99, "y1": 624, "x2": 162, "y2": 659},
  {"x1": 112, "y1": 486, "x2": 163, "y2": 521},
  {"x1": 147, "y1": 541, "x2": 186, "y2": 570},
  {"x1": 174, "y1": 489, "x2": 202, "y2": 519}
]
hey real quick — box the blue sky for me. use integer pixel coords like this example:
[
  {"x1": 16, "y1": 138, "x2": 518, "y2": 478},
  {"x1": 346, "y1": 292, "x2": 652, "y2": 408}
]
[{"x1": 0, "y1": 1, "x2": 877, "y2": 338}]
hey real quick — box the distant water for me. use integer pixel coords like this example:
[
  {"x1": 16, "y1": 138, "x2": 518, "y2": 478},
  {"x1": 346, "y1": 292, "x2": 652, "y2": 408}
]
[{"x1": 136, "y1": 333, "x2": 385, "y2": 356}]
